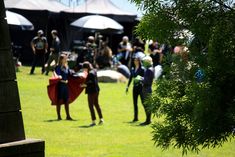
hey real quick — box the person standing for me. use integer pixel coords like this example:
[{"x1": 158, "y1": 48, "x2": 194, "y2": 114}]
[
  {"x1": 136, "y1": 56, "x2": 154, "y2": 125},
  {"x1": 45, "y1": 30, "x2": 61, "y2": 75},
  {"x1": 53, "y1": 54, "x2": 72, "y2": 120},
  {"x1": 117, "y1": 36, "x2": 132, "y2": 67},
  {"x1": 85, "y1": 36, "x2": 97, "y2": 65},
  {"x1": 126, "y1": 54, "x2": 145, "y2": 122},
  {"x1": 30, "y1": 30, "x2": 48, "y2": 74},
  {"x1": 148, "y1": 39, "x2": 163, "y2": 67},
  {"x1": 81, "y1": 61, "x2": 104, "y2": 126}
]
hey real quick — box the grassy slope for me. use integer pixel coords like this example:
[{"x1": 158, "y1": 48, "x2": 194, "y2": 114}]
[{"x1": 16, "y1": 66, "x2": 235, "y2": 157}]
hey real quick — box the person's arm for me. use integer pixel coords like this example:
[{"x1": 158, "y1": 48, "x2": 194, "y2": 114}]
[
  {"x1": 44, "y1": 37, "x2": 48, "y2": 53},
  {"x1": 31, "y1": 39, "x2": 36, "y2": 54},
  {"x1": 159, "y1": 52, "x2": 163, "y2": 64},
  {"x1": 54, "y1": 66, "x2": 62, "y2": 79}
]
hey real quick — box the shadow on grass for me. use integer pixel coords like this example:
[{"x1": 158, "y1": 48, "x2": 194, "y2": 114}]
[
  {"x1": 44, "y1": 119, "x2": 77, "y2": 122},
  {"x1": 78, "y1": 124, "x2": 97, "y2": 128},
  {"x1": 123, "y1": 121, "x2": 151, "y2": 127}
]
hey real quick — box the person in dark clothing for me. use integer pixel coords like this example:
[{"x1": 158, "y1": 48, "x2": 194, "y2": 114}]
[
  {"x1": 53, "y1": 54, "x2": 72, "y2": 120},
  {"x1": 126, "y1": 54, "x2": 145, "y2": 122},
  {"x1": 45, "y1": 30, "x2": 61, "y2": 75},
  {"x1": 148, "y1": 40, "x2": 163, "y2": 67},
  {"x1": 30, "y1": 30, "x2": 48, "y2": 74},
  {"x1": 85, "y1": 36, "x2": 97, "y2": 65},
  {"x1": 136, "y1": 55, "x2": 154, "y2": 125},
  {"x1": 117, "y1": 36, "x2": 132, "y2": 67},
  {"x1": 81, "y1": 61, "x2": 104, "y2": 126}
]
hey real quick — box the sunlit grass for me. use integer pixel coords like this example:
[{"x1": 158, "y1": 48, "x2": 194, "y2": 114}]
[{"x1": 16, "y1": 66, "x2": 235, "y2": 157}]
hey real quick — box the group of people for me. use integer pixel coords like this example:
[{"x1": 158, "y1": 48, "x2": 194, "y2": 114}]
[
  {"x1": 52, "y1": 54, "x2": 104, "y2": 126},
  {"x1": 29, "y1": 29, "x2": 104, "y2": 126},
  {"x1": 30, "y1": 29, "x2": 61, "y2": 76},
  {"x1": 29, "y1": 29, "x2": 172, "y2": 126},
  {"x1": 119, "y1": 37, "x2": 171, "y2": 125}
]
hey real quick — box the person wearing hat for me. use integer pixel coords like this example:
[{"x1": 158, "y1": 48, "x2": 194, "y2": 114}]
[
  {"x1": 45, "y1": 29, "x2": 61, "y2": 75},
  {"x1": 126, "y1": 53, "x2": 145, "y2": 122},
  {"x1": 30, "y1": 29, "x2": 48, "y2": 74},
  {"x1": 135, "y1": 55, "x2": 154, "y2": 125}
]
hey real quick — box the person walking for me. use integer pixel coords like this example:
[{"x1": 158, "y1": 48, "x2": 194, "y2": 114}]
[
  {"x1": 30, "y1": 30, "x2": 48, "y2": 74},
  {"x1": 126, "y1": 54, "x2": 145, "y2": 122},
  {"x1": 45, "y1": 30, "x2": 61, "y2": 75},
  {"x1": 81, "y1": 61, "x2": 104, "y2": 126},
  {"x1": 53, "y1": 54, "x2": 73, "y2": 120}
]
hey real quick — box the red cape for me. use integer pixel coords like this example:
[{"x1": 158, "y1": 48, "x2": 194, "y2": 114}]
[{"x1": 47, "y1": 71, "x2": 87, "y2": 105}]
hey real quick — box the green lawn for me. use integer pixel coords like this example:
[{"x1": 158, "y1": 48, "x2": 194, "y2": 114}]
[{"x1": 16, "y1": 66, "x2": 235, "y2": 157}]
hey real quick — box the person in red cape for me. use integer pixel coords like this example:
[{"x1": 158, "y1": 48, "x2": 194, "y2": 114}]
[{"x1": 47, "y1": 54, "x2": 87, "y2": 120}]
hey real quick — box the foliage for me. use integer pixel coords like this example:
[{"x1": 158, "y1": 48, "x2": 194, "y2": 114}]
[{"x1": 131, "y1": 0, "x2": 235, "y2": 154}]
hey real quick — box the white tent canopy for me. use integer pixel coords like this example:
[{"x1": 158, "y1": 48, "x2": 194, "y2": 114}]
[
  {"x1": 4, "y1": 0, "x2": 69, "y2": 12},
  {"x1": 71, "y1": 15, "x2": 123, "y2": 31},
  {"x1": 63, "y1": 0, "x2": 136, "y2": 16},
  {"x1": 5, "y1": 10, "x2": 34, "y2": 30}
]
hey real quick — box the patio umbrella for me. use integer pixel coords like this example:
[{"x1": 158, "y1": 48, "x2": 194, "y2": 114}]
[
  {"x1": 5, "y1": 10, "x2": 34, "y2": 30},
  {"x1": 70, "y1": 15, "x2": 123, "y2": 33}
]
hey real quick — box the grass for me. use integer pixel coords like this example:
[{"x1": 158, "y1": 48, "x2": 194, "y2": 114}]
[{"x1": 15, "y1": 66, "x2": 235, "y2": 157}]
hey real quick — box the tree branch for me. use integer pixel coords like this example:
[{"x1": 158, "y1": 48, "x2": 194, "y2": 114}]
[{"x1": 210, "y1": 0, "x2": 234, "y2": 11}]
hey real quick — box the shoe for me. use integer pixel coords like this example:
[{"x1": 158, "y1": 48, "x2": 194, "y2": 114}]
[
  {"x1": 90, "y1": 122, "x2": 96, "y2": 127},
  {"x1": 57, "y1": 117, "x2": 62, "y2": 121},
  {"x1": 99, "y1": 119, "x2": 104, "y2": 125},
  {"x1": 140, "y1": 121, "x2": 151, "y2": 126},
  {"x1": 66, "y1": 117, "x2": 73, "y2": 120},
  {"x1": 132, "y1": 119, "x2": 138, "y2": 122}
]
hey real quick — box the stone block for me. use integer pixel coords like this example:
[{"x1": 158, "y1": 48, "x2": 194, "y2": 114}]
[
  {"x1": 0, "y1": 139, "x2": 45, "y2": 157},
  {"x1": 0, "y1": 81, "x2": 21, "y2": 112},
  {"x1": 0, "y1": 49, "x2": 16, "y2": 81},
  {"x1": 0, "y1": 19, "x2": 11, "y2": 49},
  {"x1": 0, "y1": 112, "x2": 25, "y2": 144}
]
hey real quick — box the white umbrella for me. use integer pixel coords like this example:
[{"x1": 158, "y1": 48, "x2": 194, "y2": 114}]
[
  {"x1": 5, "y1": 10, "x2": 34, "y2": 30},
  {"x1": 70, "y1": 15, "x2": 123, "y2": 33}
]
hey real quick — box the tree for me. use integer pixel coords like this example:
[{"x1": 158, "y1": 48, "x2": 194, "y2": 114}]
[{"x1": 130, "y1": 0, "x2": 235, "y2": 154}]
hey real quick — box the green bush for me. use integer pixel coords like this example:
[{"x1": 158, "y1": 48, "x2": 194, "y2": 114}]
[{"x1": 131, "y1": 0, "x2": 235, "y2": 154}]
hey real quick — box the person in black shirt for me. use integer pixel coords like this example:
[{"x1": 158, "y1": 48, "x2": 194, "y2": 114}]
[
  {"x1": 81, "y1": 61, "x2": 104, "y2": 126},
  {"x1": 45, "y1": 30, "x2": 61, "y2": 75},
  {"x1": 126, "y1": 54, "x2": 145, "y2": 122},
  {"x1": 30, "y1": 30, "x2": 48, "y2": 74},
  {"x1": 148, "y1": 40, "x2": 163, "y2": 67}
]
